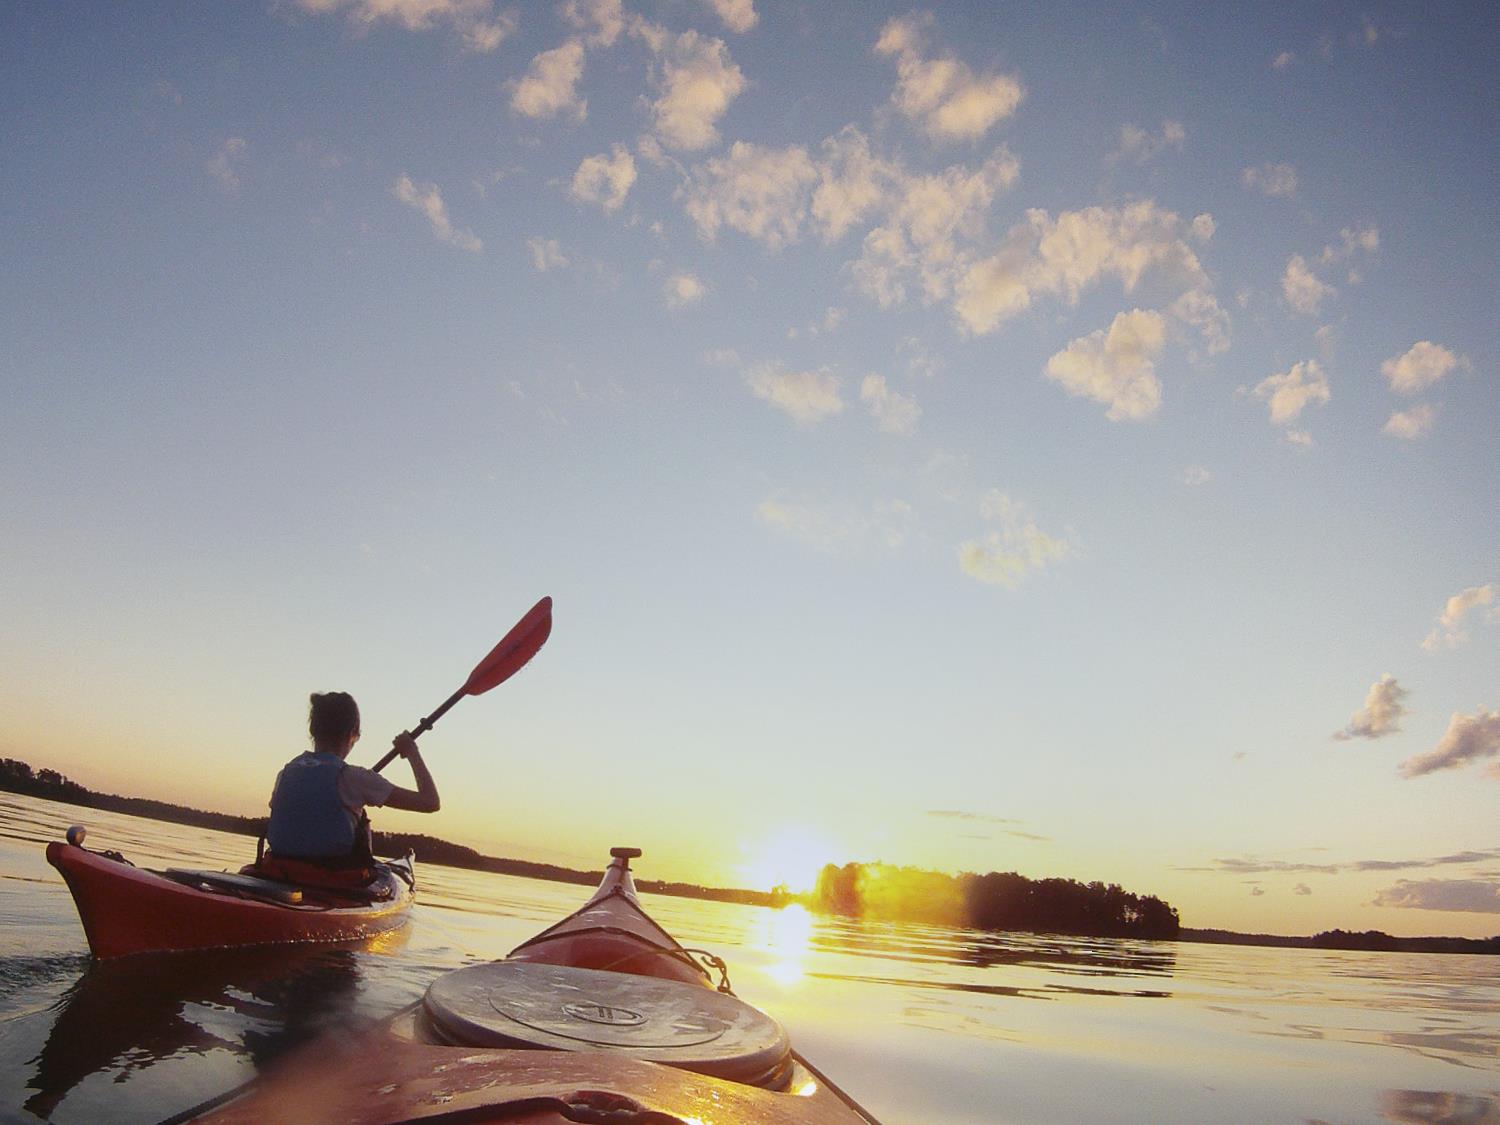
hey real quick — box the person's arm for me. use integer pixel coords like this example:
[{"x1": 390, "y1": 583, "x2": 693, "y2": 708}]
[{"x1": 381, "y1": 732, "x2": 440, "y2": 812}]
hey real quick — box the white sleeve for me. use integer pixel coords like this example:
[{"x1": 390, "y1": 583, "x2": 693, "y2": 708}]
[{"x1": 339, "y1": 764, "x2": 396, "y2": 812}]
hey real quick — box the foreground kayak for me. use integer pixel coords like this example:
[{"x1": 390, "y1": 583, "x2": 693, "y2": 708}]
[
  {"x1": 47, "y1": 828, "x2": 415, "y2": 959},
  {"x1": 186, "y1": 846, "x2": 879, "y2": 1123}
]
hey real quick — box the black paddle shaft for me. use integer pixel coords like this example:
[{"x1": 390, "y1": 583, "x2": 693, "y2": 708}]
[{"x1": 371, "y1": 686, "x2": 465, "y2": 773}]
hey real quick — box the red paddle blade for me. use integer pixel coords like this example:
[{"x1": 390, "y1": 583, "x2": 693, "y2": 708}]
[{"x1": 463, "y1": 596, "x2": 552, "y2": 696}]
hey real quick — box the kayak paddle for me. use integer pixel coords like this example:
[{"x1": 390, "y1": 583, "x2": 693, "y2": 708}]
[{"x1": 371, "y1": 595, "x2": 553, "y2": 774}]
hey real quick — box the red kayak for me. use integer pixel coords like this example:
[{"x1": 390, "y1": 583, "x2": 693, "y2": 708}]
[
  {"x1": 188, "y1": 847, "x2": 878, "y2": 1123},
  {"x1": 47, "y1": 828, "x2": 415, "y2": 959}
]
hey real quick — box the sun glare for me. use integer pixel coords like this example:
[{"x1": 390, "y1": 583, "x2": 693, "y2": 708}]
[{"x1": 738, "y1": 827, "x2": 837, "y2": 895}]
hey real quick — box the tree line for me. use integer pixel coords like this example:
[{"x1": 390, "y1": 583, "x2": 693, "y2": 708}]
[{"x1": 810, "y1": 861, "x2": 1181, "y2": 939}]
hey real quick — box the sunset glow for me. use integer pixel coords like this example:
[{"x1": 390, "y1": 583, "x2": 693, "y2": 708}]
[{"x1": 2, "y1": 2, "x2": 1497, "y2": 940}]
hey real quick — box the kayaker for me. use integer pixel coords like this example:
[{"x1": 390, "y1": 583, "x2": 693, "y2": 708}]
[{"x1": 264, "y1": 692, "x2": 439, "y2": 872}]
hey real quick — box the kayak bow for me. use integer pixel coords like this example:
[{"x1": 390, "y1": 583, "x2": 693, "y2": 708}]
[
  {"x1": 47, "y1": 829, "x2": 415, "y2": 959},
  {"x1": 189, "y1": 846, "x2": 878, "y2": 1124}
]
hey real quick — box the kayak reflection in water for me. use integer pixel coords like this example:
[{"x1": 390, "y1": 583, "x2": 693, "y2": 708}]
[{"x1": 261, "y1": 692, "x2": 439, "y2": 883}]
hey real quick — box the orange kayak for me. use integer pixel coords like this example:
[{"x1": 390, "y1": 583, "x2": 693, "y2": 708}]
[
  {"x1": 187, "y1": 847, "x2": 878, "y2": 1123},
  {"x1": 47, "y1": 830, "x2": 415, "y2": 959}
]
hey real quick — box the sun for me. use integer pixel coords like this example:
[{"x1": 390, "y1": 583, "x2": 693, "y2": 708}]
[{"x1": 737, "y1": 827, "x2": 838, "y2": 895}]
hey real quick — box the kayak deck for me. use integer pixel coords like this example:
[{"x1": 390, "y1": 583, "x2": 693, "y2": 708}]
[{"x1": 48, "y1": 835, "x2": 415, "y2": 959}]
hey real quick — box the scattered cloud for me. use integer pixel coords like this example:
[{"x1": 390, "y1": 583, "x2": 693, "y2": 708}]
[
  {"x1": 663, "y1": 271, "x2": 706, "y2": 307},
  {"x1": 744, "y1": 363, "x2": 844, "y2": 425},
  {"x1": 1374, "y1": 879, "x2": 1500, "y2": 913},
  {"x1": 1281, "y1": 254, "x2": 1334, "y2": 314},
  {"x1": 1110, "y1": 120, "x2": 1185, "y2": 165},
  {"x1": 954, "y1": 201, "x2": 1217, "y2": 338},
  {"x1": 1381, "y1": 341, "x2": 1470, "y2": 395},
  {"x1": 1399, "y1": 708, "x2": 1500, "y2": 778},
  {"x1": 1178, "y1": 847, "x2": 1500, "y2": 877},
  {"x1": 875, "y1": 12, "x2": 1024, "y2": 142},
  {"x1": 527, "y1": 237, "x2": 568, "y2": 271},
  {"x1": 1333, "y1": 674, "x2": 1408, "y2": 741},
  {"x1": 296, "y1": 0, "x2": 516, "y2": 52},
  {"x1": 1241, "y1": 162, "x2": 1298, "y2": 198},
  {"x1": 860, "y1": 374, "x2": 921, "y2": 435},
  {"x1": 926, "y1": 810, "x2": 1020, "y2": 825},
  {"x1": 701, "y1": 0, "x2": 756, "y2": 34},
  {"x1": 205, "y1": 137, "x2": 247, "y2": 192},
  {"x1": 957, "y1": 490, "x2": 1072, "y2": 588},
  {"x1": 510, "y1": 40, "x2": 587, "y2": 122},
  {"x1": 757, "y1": 496, "x2": 912, "y2": 552},
  {"x1": 1294, "y1": 883, "x2": 1312, "y2": 895},
  {"x1": 1422, "y1": 585, "x2": 1497, "y2": 651},
  {"x1": 1044, "y1": 309, "x2": 1166, "y2": 421},
  {"x1": 682, "y1": 141, "x2": 818, "y2": 248},
  {"x1": 1252, "y1": 359, "x2": 1329, "y2": 428},
  {"x1": 393, "y1": 174, "x2": 482, "y2": 251},
  {"x1": 1182, "y1": 465, "x2": 1211, "y2": 486},
  {"x1": 1384, "y1": 403, "x2": 1437, "y2": 441},
  {"x1": 637, "y1": 25, "x2": 745, "y2": 151},
  {"x1": 1271, "y1": 50, "x2": 1295, "y2": 70},
  {"x1": 571, "y1": 144, "x2": 637, "y2": 211},
  {"x1": 561, "y1": 0, "x2": 623, "y2": 47}
]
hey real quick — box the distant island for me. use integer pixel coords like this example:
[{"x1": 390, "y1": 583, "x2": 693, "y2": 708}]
[{"x1": 6, "y1": 759, "x2": 1496, "y2": 953}]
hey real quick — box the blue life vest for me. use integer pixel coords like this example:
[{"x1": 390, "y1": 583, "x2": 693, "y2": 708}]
[{"x1": 267, "y1": 751, "x2": 356, "y2": 857}]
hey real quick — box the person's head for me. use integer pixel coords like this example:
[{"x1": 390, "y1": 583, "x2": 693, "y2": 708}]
[{"x1": 309, "y1": 692, "x2": 360, "y2": 754}]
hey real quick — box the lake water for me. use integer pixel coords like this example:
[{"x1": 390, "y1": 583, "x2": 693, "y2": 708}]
[{"x1": 1, "y1": 792, "x2": 1497, "y2": 1124}]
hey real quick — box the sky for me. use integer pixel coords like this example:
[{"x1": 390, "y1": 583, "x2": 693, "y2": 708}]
[{"x1": 2, "y1": 1, "x2": 1498, "y2": 938}]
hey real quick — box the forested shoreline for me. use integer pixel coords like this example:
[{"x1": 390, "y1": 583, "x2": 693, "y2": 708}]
[{"x1": 6, "y1": 758, "x2": 1496, "y2": 953}]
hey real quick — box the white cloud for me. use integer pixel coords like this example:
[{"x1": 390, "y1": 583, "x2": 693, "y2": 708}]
[
  {"x1": 1399, "y1": 709, "x2": 1500, "y2": 778},
  {"x1": 955, "y1": 201, "x2": 1213, "y2": 335},
  {"x1": 1322, "y1": 225, "x2": 1380, "y2": 263},
  {"x1": 1281, "y1": 254, "x2": 1334, "y2": 314},
  {"x1": 958, "y1": 490, "x2": 1072, "y2": 588},
  {"x1": 1374, "y1": 879, "x2": 1500, "y2": 913},
  {"x1": 663, "y1": 271, "x2": 706, "y2": 307},
  {"x1": 1381, "y1": 341, "x2": 1469, "y2": 395},
  {"x1": 1333, "y1": 674, "x2": 1408, "y2": 741},
  {"x1": 393, "y1": 174, "x2": 482, "y2": 251},
  {"x1": 811, "y1": 126, "x2": 901, "y2": 243},
  {"x1": 561, "y1": 0, "x2": 623, "y2": 47},
  {"x1": 701, "y1": 0, "x2": 756, "y2": 34},
  {"x1": 1182, "y1": 465, "x2": 1211, "y2": 486},
  {"x1": 510, "y1": 40, "x2": 587, "y2": 122},
  {"x1": 757, "y1": 497, "x2": 912, "y2": 553},
  {"x1": 745, "y1": 363, "x2": 844, "y2": 425},
  {"x1": 1271, "y1": 50, "x2": 1295, "y2": 70},
  {"x1": 296, "y1": 0, "x2": 516, "y2": 52},
  {"x1": 1253, "y1": 359, "x2": 1329, "y2": 427},
  {"x1": 681, "y1": 141, "x2": 818, "y2": 248},
  {"x1": 875, "y1": 12, "x2": 1024, "y2": 142},
  {"x1": 1044, "y1": 309, "x2": 1166, "y2": 421},
  {"x1": 1110, "y1": 120, "x2": 1185, "y2": 164},
  {"x1": 1421, "y1": 585, "x2": 1496, "y2": 651},
  {"x1": 1241, "y1": 162, "x2": 1298, "y2": 198},
  {"x1": 526, "y1": 237, "x2": 568, "y2": 271},
  {"x1": 1190, "y1": 213, "x2": 1216, "y2": 241},
  {"x1": 638, "y1": 27, "x2": 745, "y2": 151},
  {"x1": 860, "y1": 374, "x2": 921, "y2": 435},
  {"x1": 854, "y1": 148, "x2": 1019, "y2": 308},
  {"x1": 1168, "y1": 288, "x2": 1230, "y2": 356},
  {"x1": 205, "y1": 137, "x2": 247, "y2": 192},
  {"x1": 571, "y1": 144, "x2": 636, "y2": 211},
  {"x1": 1384, "y1": 403, "x2": 1437, "y2": 440}
]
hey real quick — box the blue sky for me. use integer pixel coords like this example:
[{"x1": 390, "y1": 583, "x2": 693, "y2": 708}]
[{"x1": 2, "y1": 1, "x2": 1498, "y2": 936}]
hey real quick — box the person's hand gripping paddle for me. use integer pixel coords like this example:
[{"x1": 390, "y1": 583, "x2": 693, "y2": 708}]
[{"x1": 372, "y1": 596, "x2": 553, "y2": 774}]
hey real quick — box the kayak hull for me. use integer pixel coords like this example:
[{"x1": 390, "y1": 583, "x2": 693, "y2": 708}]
[{"x1": 47, "y1": 840, "x2": 414, "y2": 959}]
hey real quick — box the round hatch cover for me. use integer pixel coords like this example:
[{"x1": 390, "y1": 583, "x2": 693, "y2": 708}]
[{"x1": 423, "y1": 961, "x2": 790, "y2": 1087}]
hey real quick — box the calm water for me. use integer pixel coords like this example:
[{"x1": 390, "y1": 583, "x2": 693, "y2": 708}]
[{"x1": 1, "y1": 794, "x2": 1497, "y2": 1124}]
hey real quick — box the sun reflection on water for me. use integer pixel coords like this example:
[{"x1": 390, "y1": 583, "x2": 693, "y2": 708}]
[{"x1": 758, "y1": 903, "x2": 815, "y2": 984}]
